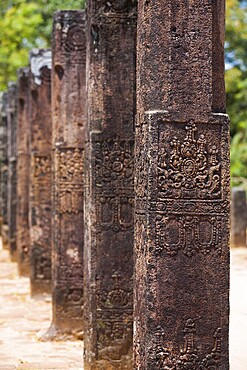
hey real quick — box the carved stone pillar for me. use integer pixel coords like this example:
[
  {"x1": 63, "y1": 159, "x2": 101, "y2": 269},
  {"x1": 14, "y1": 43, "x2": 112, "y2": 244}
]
[
  {"x1": 0, "y1": 92, "x2": 8, "y2": 249},
  {"x1": 50, "y1": 10, "x2": 86, "y2": 336},
  {"x1": 134, "y1": 1, "x2": 230, "y2": 369},
  {"x1": 0, "y1": 96, "x2": 5, "y2": 234},
  {"x1": 84, "y1": 1, "x2": 137, "y2": 368},
  {"x1": 17, "y1": 68, "x2": 30, "y2": 276},
  {"x1": 29, "y1": 50, "x2": 52, "y2": 296},
  {"x1": 230, "y1": 187, "x2": 247, "y2": 248},
  {"x1": 7, "y1": 83, "x2": 17, "y2": 261}
]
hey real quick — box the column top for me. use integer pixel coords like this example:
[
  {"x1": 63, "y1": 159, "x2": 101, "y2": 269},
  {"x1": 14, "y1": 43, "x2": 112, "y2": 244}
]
[
  {"x1": 29, "y1": 49, "x2": 51, "y2": 86},
  {"x1": 18, "y1": 67, "x2": 29, "y2": 79}
]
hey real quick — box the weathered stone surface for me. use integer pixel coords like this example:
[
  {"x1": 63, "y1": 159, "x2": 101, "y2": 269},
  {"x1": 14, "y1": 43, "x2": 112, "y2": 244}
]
[
  {"x1": 0, "y1": 92, "x2": 8, "y2": 249},
  {"x1": 134, "y1": 1, "x2": 230, "y2": 369},
  {"x1": 84, "y1": 2, "x2": 137, "y2": 368},
  {"x1": 0, "y1": 96, "x2": 4, "y2": 234},
  {"x1": 231, "y1": 188, "x2": 247, "y2": 248},
  {"x1": 50, "y1": 10, "x2": 86, "y2": 336},
  {"x1": 7, "y1": 83, "x2": 18, "y2": 261},
  {"x1": 29, "y1": 49, "x2": 52, "y2": 296},
  {"x1": 17, "y1": 68, "x2": 31, "y2": 276}
]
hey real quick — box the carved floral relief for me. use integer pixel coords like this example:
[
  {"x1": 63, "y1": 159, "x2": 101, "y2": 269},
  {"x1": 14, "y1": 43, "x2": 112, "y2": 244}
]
[{"x1": 158, "y1": 122, "x2": 221, "y2": 200}]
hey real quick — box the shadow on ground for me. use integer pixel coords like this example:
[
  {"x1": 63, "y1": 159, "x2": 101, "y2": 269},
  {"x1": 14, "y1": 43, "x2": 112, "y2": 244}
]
[
  {"x1": 0, "y1": 244, "x2": 83, "y2": 370},
  {"x1": 0, "y1": 242, "x2": 246, "y2": 369}
]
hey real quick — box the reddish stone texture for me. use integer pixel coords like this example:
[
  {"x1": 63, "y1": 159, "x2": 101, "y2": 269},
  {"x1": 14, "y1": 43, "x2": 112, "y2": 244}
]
[
  {"x1": 17, "y1": 68, "x2": 31, "y2": 276},
  {"x1": 29, "y1": 50, "x2": 52, "y2": 296},
  {"x1": 0, "y1": 97, "x2": 5, "y2": 234},
  {"x1": 50, "y1": 10, "x2": 86, "y2": 336},
  {"x1": 84, "y1": 1, "x2": 137, "y2": 368},
  {"x1": 0, "y1": 92, "x2": 8, "y2": 249},
  {"x1": 7, "y1": 83, "x2": 18, "y2": 261},
  {"x1": 134, "y1": 1, "x2": 230, "y2": 369},
  {"x1": 230, "y1": 188, "x2": 247, "y2": 248}
]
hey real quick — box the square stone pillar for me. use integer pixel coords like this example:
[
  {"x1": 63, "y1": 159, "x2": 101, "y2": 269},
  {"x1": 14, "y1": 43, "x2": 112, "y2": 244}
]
[
  {"x1": 29, "y1": 49, "x2": 52, "y2": 296},
  {"x1": 17, "y1": 68, "x2": 31, "y2": 276},
  {"x1": 230, "y1": 187, "x2": 247, "y2": 248},
  {"x1": 50, "y1": 10, "x2": 86, "y2": 337},
  {"x1": 7, "y1": 82, "x2": 17, "y2": 261},
  {"x1": 0, "y1": 95, "x2": 5, "y2": 234},
  {"x1": 0, "y1": 92, "x2": 9, "y2": 249},
  {"x1": 134, "y1": 1, "x2": 230, "y2": 369},
  {"x1": 84, "y1": 1, "x2": 137, "y2": 368}
]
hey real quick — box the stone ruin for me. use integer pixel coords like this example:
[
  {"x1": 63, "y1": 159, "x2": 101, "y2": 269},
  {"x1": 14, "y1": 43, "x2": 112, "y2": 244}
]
[{"x1": 0, "y1": 1, "x2": 230, "y2": 369}]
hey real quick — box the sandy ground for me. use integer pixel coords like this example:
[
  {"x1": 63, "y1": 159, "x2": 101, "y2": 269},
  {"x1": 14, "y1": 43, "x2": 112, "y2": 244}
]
[
  {"x1": 0, "y1": 246, "x2": 84, "y2": 370},
  {"x1": 230, "y1": 247, "x2": 247, "y2": 369},
  {"x1": 0, "y1": 243, "x2": 246, "y2": 369}
]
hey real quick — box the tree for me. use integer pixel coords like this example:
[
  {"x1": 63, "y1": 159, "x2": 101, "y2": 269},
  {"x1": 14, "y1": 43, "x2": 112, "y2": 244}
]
[
  {"x1": 37, "y1": 0, "x2": 85, "y2": 42},
  {"x1": 226, "y1": 0, "x2": 247, "y2": 136},
  {"x1": 0, "y1": 1, "x2": 44, "y2": 90},
  {"x1": 225, "y1": 0, "x2": 247, "y2": 185},
  {"x1": 0, "y1": 0, "x2": 85, "y2": 91},
  {"x1": 1, "y1": 0, "x2": 247, "y2": 185}
]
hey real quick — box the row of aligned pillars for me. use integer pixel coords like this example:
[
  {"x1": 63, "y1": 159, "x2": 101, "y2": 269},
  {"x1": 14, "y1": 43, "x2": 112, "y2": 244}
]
[
  {"x1": 51, "y1": 11, "x2": 85, "y2": 336},
  {"x1": 7, "y1": 83, "x2": 18, "y2": 261},
  {"x1": 0, "y1": 92, "x2": 8, "y2": 251},
  {"x1": 17, "y1": 68, "x2": 30, "y2": 276},
  {"x1": 135, "y1": 1, "x2": 229, "y2": 369},
  {"x1": 29, "y1": 49, "x2": 52, "y2": 296},
  {"x1": 0, "y1": 1, "x2": 230, "y2": 369},
  {"x1": 84, "y1": 1, "x2": 136, "y2": 368}
]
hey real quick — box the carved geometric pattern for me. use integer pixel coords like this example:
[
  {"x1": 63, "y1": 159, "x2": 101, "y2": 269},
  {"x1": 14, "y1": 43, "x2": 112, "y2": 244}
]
[
  {"x1": 32, "y1": 155, "x2": 51, "y2": 205},
  {"x1": 95, "y1": 194, "x2": 134, "y2": 232},
  {"x1": 57, "y1": 148, "x2": 84, "y2": 214},
  {"x1": 154, "y1": 319, "x2": 221, "y2": 369},
  {"x1": 97, "y1": 273, "x2": 133, "y2": 310},
  {"x1": 155, "y1": 214, "x2": 222, "y2": 257},
  {"x1": 94, "y1": 140, "x2": 134, "y2": 231},
  {"x1": 96, "y1": 311, "x2": 132, "y2": 350},
  {"x1": 96, "y1": 273, "x2": 132, "y2": 350},
  {"x1": 63, "y1": 24, "x2": 86, "y2": 53},
  {"x1": 61, "y1": 22, "x2": 86, "y2": 64},
  {"x1": 58, "y1": 186, "x2": 83, "y2": 214}
]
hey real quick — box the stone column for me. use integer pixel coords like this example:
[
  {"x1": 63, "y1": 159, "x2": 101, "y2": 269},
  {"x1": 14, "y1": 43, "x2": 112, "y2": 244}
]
[
  {"x1": 17, "y1": 68, "x2": 30, "y2": 276},
  {"x1": 50, "y1": 10, "x2": 85, "y2": 337},
  {"x1": 29, "y1": 49, "x2": 52, "y2": 296},
  {"x1": 7, "y1": 83, "x2": 17, "y2": 261},
  {"x1": 84, "y1": 2, "x2": 137, "y2": 368},
  {"x1": 0, "y1": 92, "x2": 8, "y2": 249},
  {"x1": 231, "y1": 187, "x2": 247, "y2": 248},
  {"x1": 134, "y1": 1, "x2": 230, "y2": 369},
  {"x1": 0, "y1": 95, "x2": 5, "y2": 234}
]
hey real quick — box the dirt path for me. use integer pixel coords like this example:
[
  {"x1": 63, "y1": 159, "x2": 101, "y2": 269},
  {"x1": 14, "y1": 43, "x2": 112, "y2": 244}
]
[
  {"x1": 0, "y1": 241, "x2": 246, "y2": 369},
  {"x1": 230, "y1": 247, "x2": 247, "y2": 369},
  {"x1": 0, "y1": 245, "x2": 83, "y2": 370}
]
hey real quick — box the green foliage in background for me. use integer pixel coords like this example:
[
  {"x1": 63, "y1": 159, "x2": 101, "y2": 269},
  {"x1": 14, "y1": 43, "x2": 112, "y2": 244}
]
[
  {"x1": 0, "y1": 1, "x2": 44, "y2": 89},
  {"x1": 38, "y1": 0, "x2": 85, "y2": 41},
  {"x1": 1, "y1": 0, "x2": 247, "y2": 186},
  {"x1": 226, "y1": 0, "x2": 247, "y2": 187},
  {"x1": 0, "y1": 0, "x2": 85, "y2": 90}
]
